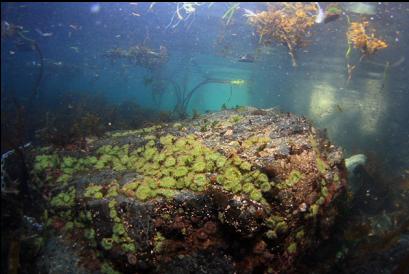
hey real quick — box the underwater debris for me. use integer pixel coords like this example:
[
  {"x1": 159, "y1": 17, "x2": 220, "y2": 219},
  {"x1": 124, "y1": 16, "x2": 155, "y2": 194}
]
[
  {"x1": 247, "y1": 2, "x2": 318, "y2": 66},
  {"x1": 28, "y1": 107, "x2": 348, "y2": 273},
  {"x1": 238, "y1": 53, "x2": 255, "y2": 63}
]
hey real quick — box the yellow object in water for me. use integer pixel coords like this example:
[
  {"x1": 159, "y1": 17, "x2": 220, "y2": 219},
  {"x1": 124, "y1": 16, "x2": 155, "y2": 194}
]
[{"x1": 230, "y1": 79, "x2": 246, "y2": 86}]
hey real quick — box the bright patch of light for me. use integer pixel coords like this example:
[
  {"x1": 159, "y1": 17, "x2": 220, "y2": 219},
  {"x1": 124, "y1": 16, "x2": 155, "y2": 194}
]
[{"x1": 90, "y1": 4, "x2": 101, "y2": 14}]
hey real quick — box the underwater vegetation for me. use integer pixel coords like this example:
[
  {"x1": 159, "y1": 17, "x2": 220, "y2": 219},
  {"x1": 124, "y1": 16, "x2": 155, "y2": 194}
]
[
  {"x1": 1, "y1": 91, "x2": 173, "y2": 154},
  {"x1": 345, "y1": 19, "x2": 388, "y2": 84},
  {"x1": 170, "y1": 77, "x2": 247, "y2": 119},
  {"x1": 222, "y1": 3, "x2": 241, "y2": 26},
  {"x1": 247, "y1": 2, "x2": 318, "y2": 67},
  {"x1": 347, "y1": 21, "x2": 388, "y2": 57}
]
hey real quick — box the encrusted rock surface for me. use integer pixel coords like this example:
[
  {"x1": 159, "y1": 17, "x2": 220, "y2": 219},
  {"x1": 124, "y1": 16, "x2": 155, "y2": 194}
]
[{"x1": 30, "y1": 107, "x2": 348, "y2": 274}]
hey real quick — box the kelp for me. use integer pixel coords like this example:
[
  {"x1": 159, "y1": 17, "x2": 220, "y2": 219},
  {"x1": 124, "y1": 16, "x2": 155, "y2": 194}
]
[{"x1": 222, "y1": 3, "x2": 240, "y2": 26}]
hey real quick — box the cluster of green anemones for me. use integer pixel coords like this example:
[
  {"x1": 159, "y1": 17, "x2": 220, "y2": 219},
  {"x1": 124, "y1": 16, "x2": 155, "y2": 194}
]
[
  {"x1": 304, "y1": 179, "x2": 331, "y2": 219},
  {"x1": 36, "y1": 131, "x2": 276, "y2": 204},
  {"x1": 36, "y1": 125, "x2": 291, "y2": 209},
  {"x1": 33, "y1": 154, "x2": 98, "y2": 184},
  {"x1": 100, "y1": 199, "x2": 136, "y2": 253},
  {"x1": 284, "y1": 227, "x2": 306, "y2": 255},
  {"x1": 36, "y1": 127, "x2": 327, "y2": 209},
  {"x1": 116, "y1": 133, "x2": 273, "y2": 203},
  {"x1": 83, "y1": 180, "x2": 120, "y2": 200},
  {"x1": 94, "y1": 144, "x2": 135, "y2": 171},
  {"x1": 48, "y1": 186, "x2": 94, "y2": 234},
  {"x1": 264, "y1": 214, "x2": 289, "y2": 240},
  {"x1": 33, "y1": 154, "x2": 59, "y2": 173},
  {"x1": 119, "y1": 134, "x2": 218, "y2": 201},
  {"x1": 50, "y1": 186, "x2": 76, "y2": 207},
  {"x1": 81, "y1": 181, "x2": 136, "y2": 253},
  {"x1": 215, "y1": 156, "x2": 272, "y2": 203}
]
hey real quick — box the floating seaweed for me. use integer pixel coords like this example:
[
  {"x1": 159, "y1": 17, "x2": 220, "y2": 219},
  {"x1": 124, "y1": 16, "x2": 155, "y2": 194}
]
[
  {"x1": 347, "y1": 21, "x2": 388, "y2": 57},
  {"x1": 247, "y1": 2, "x2": 318, "y2": 67},
  {"x1": 345, "y1": 19, "x2": 388, "y2": 84}
]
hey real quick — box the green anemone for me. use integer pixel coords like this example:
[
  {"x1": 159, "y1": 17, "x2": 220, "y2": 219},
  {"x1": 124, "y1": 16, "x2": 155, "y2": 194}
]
[
  {"x1": 193, "y1": 174, "x2": 207, "y2": 188},
  {"x1": 159, "y1": 177, "x2": 176, "y2": 188},
  {"x1": 135, "y1": 185, "x2": 152, "y2": 201},
  {"x1": 174, "y1": 166, "x2": 189, "y2": 178},
  {"x1": 192, "y1": 160, "x2": 206, "y2": 172},
  {"x1": 250, "y1": 189, "x2": 263, "y2": 202},
  {"x1": 164, "y1": 156, "x2": 176, "y2": 167}
]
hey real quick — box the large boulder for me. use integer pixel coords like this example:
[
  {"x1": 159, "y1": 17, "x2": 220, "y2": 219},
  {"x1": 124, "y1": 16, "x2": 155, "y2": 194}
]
[{"x1": 31, "y1": 107, "x2": 348, "y2": 274}]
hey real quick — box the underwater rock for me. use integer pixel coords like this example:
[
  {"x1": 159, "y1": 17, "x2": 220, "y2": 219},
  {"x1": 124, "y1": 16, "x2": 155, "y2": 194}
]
[
  {"x1": 29, "y1": 107, "x2": 348, "y2": 274},
  {"x1": 345, "y1": 154, "x2": 367, "y2": 195},
  {"x1": 345, "y1": 154, "x2": 367, "y2": 173}
]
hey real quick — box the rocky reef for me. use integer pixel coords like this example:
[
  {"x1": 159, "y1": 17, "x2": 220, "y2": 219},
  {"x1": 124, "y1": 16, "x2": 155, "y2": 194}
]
[{"x1": 29, "y1": 107, "x2": 347, "y2": 274}]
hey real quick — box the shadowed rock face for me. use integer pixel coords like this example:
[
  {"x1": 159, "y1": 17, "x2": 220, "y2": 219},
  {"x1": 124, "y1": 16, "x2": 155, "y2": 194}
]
[{"x1": 31, "y1": 107, "x2": 348, "y2": 274}]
